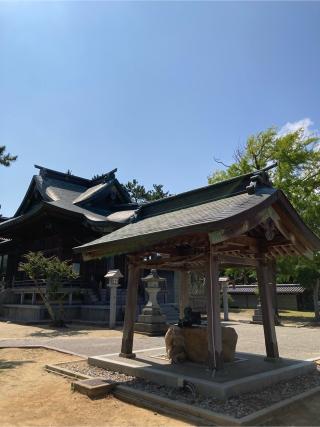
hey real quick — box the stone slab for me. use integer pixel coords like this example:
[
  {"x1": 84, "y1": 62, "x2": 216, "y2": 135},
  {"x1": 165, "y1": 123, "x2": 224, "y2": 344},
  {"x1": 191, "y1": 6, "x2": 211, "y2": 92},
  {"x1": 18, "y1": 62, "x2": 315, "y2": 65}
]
[
  {"x1": 72, "y1": 378, "x2": 115, "y2": 399},
  {"x1": 137, "y1": 314, "x2": 166, "y2": 323}
]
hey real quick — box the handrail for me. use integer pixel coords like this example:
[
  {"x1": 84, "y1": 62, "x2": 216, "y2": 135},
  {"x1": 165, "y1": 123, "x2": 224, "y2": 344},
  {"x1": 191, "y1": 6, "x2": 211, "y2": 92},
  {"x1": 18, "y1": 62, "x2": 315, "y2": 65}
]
[{"x1": 13, "y1": 279, "x2": 86, "y2": 288}]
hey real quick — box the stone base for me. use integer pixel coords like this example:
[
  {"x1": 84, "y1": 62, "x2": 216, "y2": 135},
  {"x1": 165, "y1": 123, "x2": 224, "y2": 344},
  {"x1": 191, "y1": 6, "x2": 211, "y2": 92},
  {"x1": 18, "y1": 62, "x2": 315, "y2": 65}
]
[
  {"x1": 137, "y1": 313, "x2": 166, "y2": 323},
  {"x1": 89, "y1": 350, "x2": 316, "y2": 400},
  {"x1": 252, "y1": 308, "x2": 263, "y2": 324},
  {"x1": 134, "y1": 321, "x2": 168, "y2": 336},
  {"x1": 72, "y1": 378, "x2": 115, "y2": 399},
  {"x1": 165, "y1": 325, "x2": 238, "y2": 364}
]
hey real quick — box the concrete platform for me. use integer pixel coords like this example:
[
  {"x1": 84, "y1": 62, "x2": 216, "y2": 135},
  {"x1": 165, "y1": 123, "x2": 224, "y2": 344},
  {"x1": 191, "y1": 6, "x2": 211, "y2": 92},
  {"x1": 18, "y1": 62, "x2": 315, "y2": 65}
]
[{"x1": 88, "y1": 348, "x2": 316, "y2": 400}]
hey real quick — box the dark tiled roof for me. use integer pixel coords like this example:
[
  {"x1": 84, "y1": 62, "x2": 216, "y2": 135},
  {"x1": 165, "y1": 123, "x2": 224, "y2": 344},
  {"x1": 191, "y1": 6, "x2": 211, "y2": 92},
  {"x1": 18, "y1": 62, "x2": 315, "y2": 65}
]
[
  {"x1": 0, "y1": 237, "x2": 10, "y2": 243},
  {"x1": 0, "y1": 166, "x2": 137, "y2": 235},
  {"x1": 228, "y1": 284, "x2": 305, "y2": 294},
  {"x1": 0, "y1": 217, "x2": 10, "y2": 223},
  {"x1": 138, "y1": 170, "x2": 257, "y2": 220}
]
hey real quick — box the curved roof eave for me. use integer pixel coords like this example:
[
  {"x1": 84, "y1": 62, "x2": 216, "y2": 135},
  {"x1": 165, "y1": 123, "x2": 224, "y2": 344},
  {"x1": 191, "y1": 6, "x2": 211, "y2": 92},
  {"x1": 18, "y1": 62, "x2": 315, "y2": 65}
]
[
  {"x1": 0, "y1": 202, "x2": 111, "y2": 236},
  {"x1": 74, "y1": 188, "x2": 320, "y2": 259},
  {"x1": 73, "y1": 189, "x2": 277, "y2": 257}
]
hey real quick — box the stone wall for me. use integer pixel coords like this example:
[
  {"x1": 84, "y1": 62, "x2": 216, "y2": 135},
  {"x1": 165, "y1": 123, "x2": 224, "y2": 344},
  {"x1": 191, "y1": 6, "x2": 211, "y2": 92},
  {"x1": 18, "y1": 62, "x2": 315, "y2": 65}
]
[{"x1": 1, "y1": 304, "x2": 124, "y2": 324}]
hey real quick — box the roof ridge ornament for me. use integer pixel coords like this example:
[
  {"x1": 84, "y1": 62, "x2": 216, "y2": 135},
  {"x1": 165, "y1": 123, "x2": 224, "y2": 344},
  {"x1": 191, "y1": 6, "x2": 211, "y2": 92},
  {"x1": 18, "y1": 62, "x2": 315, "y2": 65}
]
[
  {"x1": 246, "y1": 163, "x2": 277, "y2": 195},
  {"x1": 91, "y1": 168, "x2": 118, "y2": 184}
]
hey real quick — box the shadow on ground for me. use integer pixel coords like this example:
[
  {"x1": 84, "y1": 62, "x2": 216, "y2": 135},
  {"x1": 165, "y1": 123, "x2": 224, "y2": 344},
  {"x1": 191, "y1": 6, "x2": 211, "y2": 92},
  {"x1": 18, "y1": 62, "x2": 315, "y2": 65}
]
[
  {"x1": 0, "y1": 359, "x2": 35, "y2": 370},
  {"x1": 29, "y1": 327, "x2": 89, "y2": 338}
]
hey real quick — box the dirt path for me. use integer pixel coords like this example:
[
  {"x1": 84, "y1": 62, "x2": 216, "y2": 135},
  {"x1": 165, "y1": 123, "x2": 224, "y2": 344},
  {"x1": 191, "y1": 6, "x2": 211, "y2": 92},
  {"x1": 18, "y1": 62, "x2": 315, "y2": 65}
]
[{"x1": 0, "y1": 348, "x2": 188, "y2": 427}]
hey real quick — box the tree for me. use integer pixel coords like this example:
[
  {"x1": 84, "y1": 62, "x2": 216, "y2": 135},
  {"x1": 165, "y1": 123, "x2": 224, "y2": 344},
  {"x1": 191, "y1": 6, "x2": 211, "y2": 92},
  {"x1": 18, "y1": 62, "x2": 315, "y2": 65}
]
[
  {"x1": 277, "y1": 255, "x2": 320, "y2": 321},
  {"x1": 208, "y1": 127, "x2": 320, "y2": 320},
  {"x1": 0, "y1": 145, "x2": 17, "y2": 167},
  {"x1": 0, "y1": 146, "x2": 17, "y2": 217},
  {"x1": 19, "y1": 252, "x2": 77, "y2": 327},
  {"x1": 124, "y1": 179, "x2": 172, "y2": 203}
]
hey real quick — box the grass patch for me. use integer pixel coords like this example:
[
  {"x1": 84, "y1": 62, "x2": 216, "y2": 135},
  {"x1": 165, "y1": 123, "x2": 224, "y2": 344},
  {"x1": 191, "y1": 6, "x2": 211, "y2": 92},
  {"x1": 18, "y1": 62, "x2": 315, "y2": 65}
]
[{"x1": 279, "y1": 310, "x2": 316, "y2": 322}]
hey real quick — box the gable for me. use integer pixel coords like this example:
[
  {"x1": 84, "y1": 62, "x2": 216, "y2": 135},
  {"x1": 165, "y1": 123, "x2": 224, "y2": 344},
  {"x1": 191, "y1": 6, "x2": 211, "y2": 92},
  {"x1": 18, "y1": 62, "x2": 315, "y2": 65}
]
[{"x1": 73, "y1": 179, "x2": 131, "y2": 210}]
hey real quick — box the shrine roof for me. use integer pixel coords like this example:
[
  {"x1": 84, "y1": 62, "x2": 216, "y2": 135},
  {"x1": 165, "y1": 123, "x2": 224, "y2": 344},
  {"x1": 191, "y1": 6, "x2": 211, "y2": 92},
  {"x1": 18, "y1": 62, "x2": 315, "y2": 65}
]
[
  {"x1": 75, "y1": 167, "x2": 320, "y2": 258},
  {"x1": 0, "y1": 165, "x2": 137, "y2": 236}
]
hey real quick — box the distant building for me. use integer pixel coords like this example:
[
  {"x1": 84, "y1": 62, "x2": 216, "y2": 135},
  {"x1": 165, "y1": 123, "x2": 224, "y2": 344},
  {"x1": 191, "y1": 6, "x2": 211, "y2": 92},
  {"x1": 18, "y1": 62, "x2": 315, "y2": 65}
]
[{"x1": 228, "y1": 283, "x2": 305, "y2": 310}]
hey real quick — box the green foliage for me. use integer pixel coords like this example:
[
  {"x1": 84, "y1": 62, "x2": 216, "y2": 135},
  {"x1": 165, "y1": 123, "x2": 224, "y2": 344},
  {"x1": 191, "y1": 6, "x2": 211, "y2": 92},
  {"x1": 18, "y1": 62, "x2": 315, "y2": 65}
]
[
  {"x1": 208, "y1": 126, "x2": 320, "y2": 317},
  {"x1": 124, "y1": 179, "x2": 172, "y2": 203},
  {"x1": 208, "y1": 127, "x2": 320, "y2": 234},
  {"x1": 0, "y1": 145, "x2": 17, "y2": 167},
  {"x1": 223, "y1": 267, "x2": 257, "y2": 285},
  {"x1": 19, "y1": 252, "x2": 77, "y2": 326},
  {"x1": 0, "y1": 145, "x2": 17, "y2": 215},
  {"x1": 19, "y1": 252, "x2": 77, "y2": 286}
]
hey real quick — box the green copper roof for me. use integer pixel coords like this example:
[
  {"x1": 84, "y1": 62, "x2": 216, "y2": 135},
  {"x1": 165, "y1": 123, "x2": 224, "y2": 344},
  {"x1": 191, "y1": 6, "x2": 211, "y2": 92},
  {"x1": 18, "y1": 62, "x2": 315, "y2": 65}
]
[
  {"x1": 74, "y1": 186, "x2": 277, "y2": 257},
  {"x1": 75, "y1": 166, "x2": 320, "y2": 258}
]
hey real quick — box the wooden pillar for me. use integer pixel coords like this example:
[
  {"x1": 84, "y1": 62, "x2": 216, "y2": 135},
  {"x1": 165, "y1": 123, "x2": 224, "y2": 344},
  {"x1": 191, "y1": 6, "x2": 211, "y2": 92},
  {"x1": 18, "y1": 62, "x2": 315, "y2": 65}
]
[
  {"x1": 256, "y1": 255, "x2": 279, "y2": 359},
  {"x1": 268, "y1": 259, "x2": 280, "y2": 323},
  {"x1": 119, "y1": 261, "x2": 140, "y2": 358},
  {"x1": 205, "y1": 251, "x2": 223, "y2": 371},
  {"x1": 222, "y1": 281, "x2": 229, "y2": 321},
  {"x1": 179, "y1": 270, "x2": 189, "y2": 318}
]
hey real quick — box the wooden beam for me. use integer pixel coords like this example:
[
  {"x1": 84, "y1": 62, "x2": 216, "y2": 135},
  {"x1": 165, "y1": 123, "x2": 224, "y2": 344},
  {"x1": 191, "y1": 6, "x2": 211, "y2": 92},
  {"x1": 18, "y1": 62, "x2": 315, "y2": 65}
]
[
  {"x1": 209, "y1": 209, "x2": 271, "y2": 245},
  {"x1": 227, "y1": 235, "x2": 259, "y2": 249},
  {"x1": 137, "y1": 253, "x2": 208, "y2": 271},
  {"x1": 218, "y1": 254, "x2": 257, "y2": 267},
  {"x1": 205, "y1": 251, "x2": 223, "y2": 371},
  {"x1": 256, "y1": 255, "x2": 279, "y2": 359},
  {"x1": 119, "y1": 261, "x2": 140, "y2": 358},
  {"x1": 270, "y1": 206, "x2": 314, "y2": 259}
]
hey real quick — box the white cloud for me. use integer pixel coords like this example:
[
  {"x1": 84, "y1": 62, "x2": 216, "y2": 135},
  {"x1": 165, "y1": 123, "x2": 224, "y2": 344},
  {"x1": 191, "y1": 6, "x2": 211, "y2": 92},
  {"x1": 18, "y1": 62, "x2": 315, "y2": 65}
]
[{"x1": 278, "y1": 117, "x2": 316, "y2": 137}]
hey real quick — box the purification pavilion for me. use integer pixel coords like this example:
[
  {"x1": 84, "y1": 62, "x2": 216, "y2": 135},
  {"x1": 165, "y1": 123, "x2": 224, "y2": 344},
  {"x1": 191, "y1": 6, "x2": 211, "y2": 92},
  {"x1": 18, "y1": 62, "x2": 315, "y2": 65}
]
[{"x1": 76, "y1": 166, "x2": 320, "y2": 371}]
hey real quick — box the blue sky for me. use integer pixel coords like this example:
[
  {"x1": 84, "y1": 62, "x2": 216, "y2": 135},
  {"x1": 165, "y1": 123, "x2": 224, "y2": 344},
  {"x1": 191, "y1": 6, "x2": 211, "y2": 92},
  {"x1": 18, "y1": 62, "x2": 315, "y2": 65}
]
[{"x1": 0, "y1": 1, "x2": 319, "y2": 216}]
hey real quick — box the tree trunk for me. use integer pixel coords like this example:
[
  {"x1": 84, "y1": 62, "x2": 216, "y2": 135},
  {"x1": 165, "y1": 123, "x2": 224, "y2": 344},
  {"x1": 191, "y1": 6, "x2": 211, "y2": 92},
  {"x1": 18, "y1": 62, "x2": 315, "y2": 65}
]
[
  {"x1": 313, "y1": 279, "x2": 320, "y2": 322},
  {"x1": 56, "y1": 294, "x2": 67, "y2": 327},
  {"x1": 34, "y1": 280, "x2": 58, "y2": 324}
]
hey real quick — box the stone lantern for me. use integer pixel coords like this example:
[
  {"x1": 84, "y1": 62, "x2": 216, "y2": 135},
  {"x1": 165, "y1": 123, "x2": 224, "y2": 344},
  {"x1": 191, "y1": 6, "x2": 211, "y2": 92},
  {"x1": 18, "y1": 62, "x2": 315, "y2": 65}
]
[
  {"x1": 134, "y1": 269, "x2": 168, "y2": 336},
  {"x1": 105, "y1": 269, "x2": 123, "y2": 328}
]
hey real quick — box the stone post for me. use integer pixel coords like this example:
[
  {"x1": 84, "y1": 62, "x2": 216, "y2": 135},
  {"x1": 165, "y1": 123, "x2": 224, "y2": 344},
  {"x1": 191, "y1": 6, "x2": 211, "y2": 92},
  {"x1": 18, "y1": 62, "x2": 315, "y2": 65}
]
[
  {"x1": 105, "y1": 269, "x2": 123, "y2": 329},
  {"x1": 135, "y1": 269, "x2": 167, "y2": 336},
  {"x1": 219, "y1": 277, "x2": 230, "y2": 321}
]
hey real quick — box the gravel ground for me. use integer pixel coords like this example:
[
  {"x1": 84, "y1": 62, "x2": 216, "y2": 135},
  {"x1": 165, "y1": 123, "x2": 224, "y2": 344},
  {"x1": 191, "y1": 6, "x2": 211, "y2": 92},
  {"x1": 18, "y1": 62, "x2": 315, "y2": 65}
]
[
  {"x1": 60, "y1": 361, "x2": 136, "y2": 384},
  {"x1": 58, "y1": 360, "x2": 320, "y2": 419}
]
